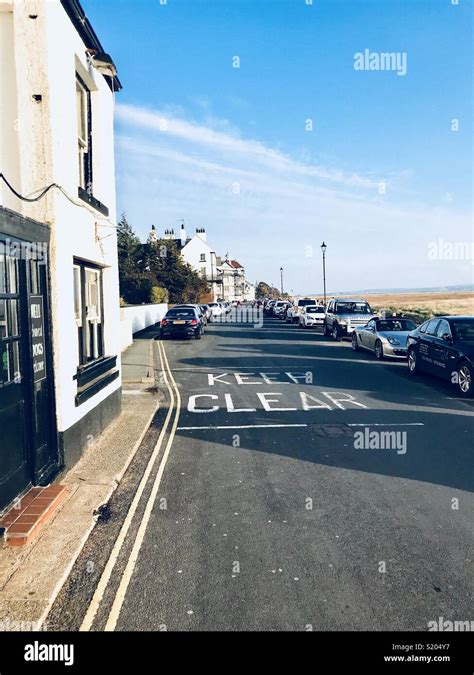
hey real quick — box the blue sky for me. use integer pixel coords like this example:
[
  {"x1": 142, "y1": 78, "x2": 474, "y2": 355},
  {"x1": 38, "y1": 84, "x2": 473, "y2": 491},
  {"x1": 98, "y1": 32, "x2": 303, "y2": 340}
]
[{"x1": 85, "y1": 0, "x2": 472, "y2": 293}]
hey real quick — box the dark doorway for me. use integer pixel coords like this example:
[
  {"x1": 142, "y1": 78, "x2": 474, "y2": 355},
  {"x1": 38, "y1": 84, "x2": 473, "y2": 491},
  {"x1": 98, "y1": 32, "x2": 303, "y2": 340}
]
[{"x1": 0, "y1": 231, "x2": 57, "y2": 512}]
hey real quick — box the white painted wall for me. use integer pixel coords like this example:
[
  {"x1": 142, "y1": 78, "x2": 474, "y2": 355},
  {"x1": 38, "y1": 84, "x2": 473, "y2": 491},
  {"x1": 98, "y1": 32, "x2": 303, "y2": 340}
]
[
  {"x1": 0, "y1": 6, "x2": 21, "y2": 213},
  {"x1": 1, "y1": 0, "x2": 122, "y2": 433},
  {"x1": 120, "y1": 304, "x2": 168, "y2": 351}
]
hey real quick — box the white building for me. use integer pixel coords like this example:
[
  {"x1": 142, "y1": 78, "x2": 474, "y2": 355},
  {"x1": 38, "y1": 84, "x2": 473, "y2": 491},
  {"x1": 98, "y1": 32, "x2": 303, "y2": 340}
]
[
  {"x1": 0, "y1": 0, "x2": 122, "y2": 511},
  {"x1": 149, "y1": 224, "x2": 223, "y2": 301},
  {"x1": 220, "y1": 258, "x2": 246, "y2": 302},
  {"x1": 180, "y1": 227, "x2": 222, "y2": 301}
]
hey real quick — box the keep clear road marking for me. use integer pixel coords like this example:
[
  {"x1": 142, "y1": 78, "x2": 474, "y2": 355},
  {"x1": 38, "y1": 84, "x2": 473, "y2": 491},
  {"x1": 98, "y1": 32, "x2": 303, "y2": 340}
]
[
  {"x1": 80, "y1": 340, "x2": 178, "y2": 632},
  {"x1": 104, "y1": 340, "x2": 181, "y2": 632}
]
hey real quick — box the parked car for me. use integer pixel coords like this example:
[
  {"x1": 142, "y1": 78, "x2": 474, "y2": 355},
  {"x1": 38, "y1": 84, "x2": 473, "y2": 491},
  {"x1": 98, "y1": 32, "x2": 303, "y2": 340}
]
[
  {"x1": 264, "y1": 300, "x2": 277, "y2": 316},
  {"x1": 324, "y1": 298, "x2": 375, "y2": 340},
  {"x1": 299, "y1": 305, "x2": 326, "y2": 328},
  {"x1": 273, "y1": 301, "x2": 291, "y2": 317},
  {"x1": 160, "y1": 307, "x2": 204, "y2": 340},
  {"x1": 406, "y1": 316, "x2": 474, "y2": 397},
  {"x1": 286, "y1": 298, "x2": 315, "y2": 323},
  {"x1": 173, "y1": 303, "x2": 207, "y2": 324},
  {"x1": 199, "y1": 304, "x2": 211, "y2": 324},
  {"x1": 352, "y1": 317, "x2": 417, "y2": 359},
  {"x1": 279, "y1": 304, "x2": 291, "y2": 321},
  {"x1": 207, "y1": 302, "x2": 224, "y2": 320}
]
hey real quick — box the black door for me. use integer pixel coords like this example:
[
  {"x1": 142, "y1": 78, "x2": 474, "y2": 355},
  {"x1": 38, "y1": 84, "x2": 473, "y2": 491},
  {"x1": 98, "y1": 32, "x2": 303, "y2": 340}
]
[
  {"x1": 27, "y1": 257, "x2": 57, "y2": 486},
  {"x1": 418, "y1": 319, "x2": 440, "y2": 373},
  {"x1": 430, "y1": 319, "x2": 458, "y2": 381},
  {"x1": 0, "y1": 240, "x2": 57, "y2": 512},
  {"x1": 0, "y1": 249, "x2": 29, "y2": 511}
]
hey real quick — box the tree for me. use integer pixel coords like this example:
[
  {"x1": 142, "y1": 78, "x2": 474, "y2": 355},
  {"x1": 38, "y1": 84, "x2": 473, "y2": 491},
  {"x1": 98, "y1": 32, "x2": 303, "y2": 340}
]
[
  {"x1": 256, "y1": 281, "x2": 271, "y2": 299},
  {"x1": 117, "y1": 214, "x2": 155, "y2": 304},
  {"x1": 117, "y1": 215, "x2": 210, "y2": 305},
  {"x1": 143, "y1": 236, "x2": 209, "y2": 303},
  {"x1": 256, "y1": 281, "x2": 281, "y2": 299}
]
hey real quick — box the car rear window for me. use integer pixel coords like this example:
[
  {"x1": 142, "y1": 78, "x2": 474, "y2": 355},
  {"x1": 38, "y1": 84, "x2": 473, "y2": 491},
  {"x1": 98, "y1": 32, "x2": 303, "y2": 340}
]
[
  {"x1": 167, "y1": 309, "x2": 195, "y2": 318},
  {"x1": 307, "y1": 306, "x2": 325, "y2": 314},
  {"x1": 298, "y1": 299, "x2": 314, "y2": 307}
]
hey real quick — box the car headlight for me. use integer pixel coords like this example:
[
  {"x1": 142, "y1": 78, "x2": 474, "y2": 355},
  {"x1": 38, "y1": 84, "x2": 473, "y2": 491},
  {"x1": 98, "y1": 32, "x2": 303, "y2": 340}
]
[
  {"x1": 338, "y1": 319, "x2": 347, "y2": 326},
  {"x1": 387, "y1": 336, "x2": 400, "y2": 345}
]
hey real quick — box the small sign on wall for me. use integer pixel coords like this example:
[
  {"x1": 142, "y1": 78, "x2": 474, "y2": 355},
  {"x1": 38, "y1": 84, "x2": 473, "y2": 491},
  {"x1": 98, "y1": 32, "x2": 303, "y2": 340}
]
[{"x1": 30, "y1": 295, "x2": 46, "y2": 383}]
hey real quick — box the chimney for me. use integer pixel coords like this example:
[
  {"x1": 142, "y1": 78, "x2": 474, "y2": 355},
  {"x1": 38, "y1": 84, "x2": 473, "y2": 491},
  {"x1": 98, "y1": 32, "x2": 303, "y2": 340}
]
[
  {"x1": 196, "y1": 227, "x2": 207, "y2": 242},
  {"x1": 149, "y1": 224, "x2": 157, "y2": 243},
  {"x1": 180, "y1": 223, "x2": 187, "y2": 247}
]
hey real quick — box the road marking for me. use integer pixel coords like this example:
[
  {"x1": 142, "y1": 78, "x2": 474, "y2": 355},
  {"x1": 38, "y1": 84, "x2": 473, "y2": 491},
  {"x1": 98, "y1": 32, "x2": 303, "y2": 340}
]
[
  {"x1": 347, "y1": 423, "x2": 424, "y2": 427},
  {"x1": 104, "y1": 341, "x2": 181, "y2": 631},
  {"x1": 80, "y1": 341, "x2": 175, "y2": 632},
  {"x1": 177, "y1": 424, "x2": 308, "y2": 430}
]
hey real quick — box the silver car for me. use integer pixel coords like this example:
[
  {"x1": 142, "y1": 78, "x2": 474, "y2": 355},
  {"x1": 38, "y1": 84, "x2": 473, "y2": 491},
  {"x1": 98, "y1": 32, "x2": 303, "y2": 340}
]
[{"x1": 352, "y1": 317, "x2": 418, "y2": 359}]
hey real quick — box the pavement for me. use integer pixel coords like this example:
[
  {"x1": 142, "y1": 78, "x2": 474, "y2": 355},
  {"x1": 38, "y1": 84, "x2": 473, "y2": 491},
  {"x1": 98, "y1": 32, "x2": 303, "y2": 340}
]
[
  {"x1": 44, "y1": 316, "x2": 474, "y2": 631},
  {"x1": 0, "y1": 331, "x2": 161, "y2": 630}
]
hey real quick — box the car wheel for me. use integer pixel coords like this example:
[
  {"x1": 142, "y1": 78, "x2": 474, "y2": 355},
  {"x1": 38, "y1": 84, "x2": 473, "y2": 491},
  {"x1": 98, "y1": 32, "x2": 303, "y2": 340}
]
[
  {"x1": 375, "y1": 340, "x2": 384, "y2": 360},
  {"x1": 195, "y1": 328, "x2": 202, "y2": 340},
  {"x1": 323, "y1": 322, "x2": 330, "y2": 337},
  {"x1": 332, "y1": 324, "x2": 340, "y2": 341},
  {"x1": 352, "y1": 333, "x2": 359, "y2": 351},
  {"x1": 407, "y1": 347, "x2": 419, "y2": 374},
  {"x1": 456, "y1": 361, "x2": 472, "y2": 397}
]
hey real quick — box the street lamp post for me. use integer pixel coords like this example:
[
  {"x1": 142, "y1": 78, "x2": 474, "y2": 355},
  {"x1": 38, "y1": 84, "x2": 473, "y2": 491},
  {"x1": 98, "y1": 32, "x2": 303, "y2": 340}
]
[
  {"x1": 321, "y1": 242, "x2": 327, "y2": 306},
  {"x1": 280, "y1": 267, "x2": 284, "y2": 296}
]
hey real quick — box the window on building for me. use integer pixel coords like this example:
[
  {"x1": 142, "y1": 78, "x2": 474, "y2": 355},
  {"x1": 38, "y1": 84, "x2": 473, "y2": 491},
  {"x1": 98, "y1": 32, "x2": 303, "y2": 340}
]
[
  {"x1": 200, "y1": 253, "x2": 206, "y2": 262},
  {"x1": 74, "y1": 261, "x2": 104, "y2": 366},
  {"x1": 76, "y1": 75, "x2": 92, "y2": 193}
]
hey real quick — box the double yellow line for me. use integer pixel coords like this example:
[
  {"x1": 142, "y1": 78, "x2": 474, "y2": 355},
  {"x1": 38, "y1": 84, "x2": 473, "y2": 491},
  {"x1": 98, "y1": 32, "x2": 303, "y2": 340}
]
[{"x1": 80, "y1": 340, "x2": 181, "y2": 631}]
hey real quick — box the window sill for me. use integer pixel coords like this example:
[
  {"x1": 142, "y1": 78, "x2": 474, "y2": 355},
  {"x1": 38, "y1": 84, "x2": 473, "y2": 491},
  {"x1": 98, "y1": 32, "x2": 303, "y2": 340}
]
[
  {"x1": 77, "y1": 187, "x2": 109, "y2": 217},
  {"x1": 75, "y1": 369, "x2": 119, "y2": 407},
  {"x1": 75, "y1": 355, "x2": 117, "y2": 388}
]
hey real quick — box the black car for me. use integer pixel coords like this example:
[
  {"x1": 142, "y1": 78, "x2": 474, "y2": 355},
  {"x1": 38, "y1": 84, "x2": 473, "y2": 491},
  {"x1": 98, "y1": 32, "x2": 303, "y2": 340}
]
[
  {"x1": 160, "y1": 307, "x2": 204, "y2": 340},
  {"x1": 406, "y1": 316, "x2": 474, "y2": 397}
]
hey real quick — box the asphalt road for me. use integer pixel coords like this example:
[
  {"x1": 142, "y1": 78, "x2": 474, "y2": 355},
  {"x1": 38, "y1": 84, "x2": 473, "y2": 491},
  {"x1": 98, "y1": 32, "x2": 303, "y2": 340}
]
[{"x1": 49, "y1": 316, "x2": 474, "y2": 631}]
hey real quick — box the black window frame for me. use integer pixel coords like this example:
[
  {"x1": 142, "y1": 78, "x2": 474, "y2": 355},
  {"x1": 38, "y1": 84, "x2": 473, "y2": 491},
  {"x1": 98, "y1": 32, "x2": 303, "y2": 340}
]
[
  {"x1": 75, "y1": 74, "x2": 109, "y2": 217},
  {"x1": 76, "y1": 74, "x2": 93, "y2": 195},
  {"x1": 73, "y1": 259, "x2": 105, "y2": 368},
  {"x1": 73, "y1": 259, "x2": 118, "y2": 405}
]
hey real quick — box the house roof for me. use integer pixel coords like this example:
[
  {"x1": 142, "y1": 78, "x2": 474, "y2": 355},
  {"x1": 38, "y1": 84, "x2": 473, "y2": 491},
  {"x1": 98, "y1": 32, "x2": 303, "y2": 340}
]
[
  {"x1": 60, "y1": 0, "x2": 122, "y2": 92},
  {"x1": 227, "y1": 260, "x2": 243, "y2": 269}
]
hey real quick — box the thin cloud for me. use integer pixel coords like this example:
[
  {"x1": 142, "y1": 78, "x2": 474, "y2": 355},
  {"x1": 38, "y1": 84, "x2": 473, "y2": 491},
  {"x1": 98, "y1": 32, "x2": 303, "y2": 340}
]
[
  {"x1": 116, "y1": 103, "x2": 381, "y2": 189},
  {"x1": 114, "y1": 103, "x2": 472, "y2": 292}
]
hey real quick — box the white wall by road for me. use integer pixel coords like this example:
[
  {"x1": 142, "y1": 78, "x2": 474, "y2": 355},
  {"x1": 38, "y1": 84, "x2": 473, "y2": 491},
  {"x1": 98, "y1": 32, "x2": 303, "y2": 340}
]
[{"x1": 120, "y1": 303, "x2": 168, "y2": 351}]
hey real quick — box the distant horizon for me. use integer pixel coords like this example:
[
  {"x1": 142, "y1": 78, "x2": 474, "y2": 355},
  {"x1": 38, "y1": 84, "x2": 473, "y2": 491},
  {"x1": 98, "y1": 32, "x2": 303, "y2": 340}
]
[{"x1": 290, "y1": 283, "x2": 474, "y2": 299}]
